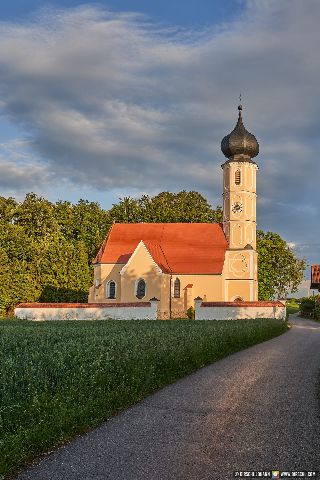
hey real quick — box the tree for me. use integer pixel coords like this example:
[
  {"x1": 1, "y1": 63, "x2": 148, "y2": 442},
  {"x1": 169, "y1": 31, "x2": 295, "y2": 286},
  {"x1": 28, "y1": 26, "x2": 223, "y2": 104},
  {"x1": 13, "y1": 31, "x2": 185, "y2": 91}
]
[
  {"x1": 54, "y1": 199, "x2": 110, "y2": 262},
  {"x1": 108, "y1": 196, "x2": 144, "y2": 223},
  {"x1": 109, "y1": 191, "x2": 222, "y2": 224},
  {"x1": 0, "y1": 196, "x2": 17, "y2": 223},
  {"x1": 14, "y1": 193, "x2": 59, "y2": 238},
  {"x1": 257, "y1": 230, "x2": 306, "y2": 300},
  {"x1": 0, "y1": 228, "x2": 40, "y2": 315},
  {"x1": 37, "y1": 236, "x2": 91, "y2": 303},
  {"x1": 0, "y1": 191, "x2": 306, "y2": 313}
]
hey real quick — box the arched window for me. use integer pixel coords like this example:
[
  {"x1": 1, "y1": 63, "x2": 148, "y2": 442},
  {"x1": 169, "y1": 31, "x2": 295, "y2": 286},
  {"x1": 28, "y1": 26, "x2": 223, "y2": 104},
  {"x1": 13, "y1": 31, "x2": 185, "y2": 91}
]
[
  {"x1": 235, "y1": 169, "x2": 241, "y2": 185},
  {"x1": 106, "y1": 280, "x2": 116, "y2": 299},
  {"x1": 136, "y1": 279, "x2": 146, "y2": 299},
  {"x1": 173, "y1": 278, "x2": 180, "y2": 298}
]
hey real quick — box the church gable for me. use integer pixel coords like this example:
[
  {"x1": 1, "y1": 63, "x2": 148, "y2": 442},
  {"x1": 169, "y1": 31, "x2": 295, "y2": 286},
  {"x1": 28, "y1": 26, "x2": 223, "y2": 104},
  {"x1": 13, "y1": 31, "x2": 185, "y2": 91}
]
[
  {"x1": 120, "y1": 241, "x2": 163, "y2": 277},
  {"x1": 119, "y1": 241, "x2": 164, "y2": 304}
]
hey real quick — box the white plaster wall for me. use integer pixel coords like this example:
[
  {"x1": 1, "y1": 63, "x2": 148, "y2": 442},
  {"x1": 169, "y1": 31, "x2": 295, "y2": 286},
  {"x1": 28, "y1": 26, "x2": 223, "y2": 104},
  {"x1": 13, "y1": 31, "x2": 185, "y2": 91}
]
[
  {"x1": 15, "y1": 305, "x2": 157, "y2": 321},
  {"x1": 195, "y1": 305, "x2": 286, "y2": 320}
]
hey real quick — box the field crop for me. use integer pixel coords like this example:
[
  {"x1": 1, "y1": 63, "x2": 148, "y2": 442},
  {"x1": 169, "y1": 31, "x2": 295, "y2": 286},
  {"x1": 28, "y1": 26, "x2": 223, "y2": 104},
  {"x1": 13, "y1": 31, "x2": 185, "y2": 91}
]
[{"x1": 0, "y1": 318, "x2": 288, "y2": 478}]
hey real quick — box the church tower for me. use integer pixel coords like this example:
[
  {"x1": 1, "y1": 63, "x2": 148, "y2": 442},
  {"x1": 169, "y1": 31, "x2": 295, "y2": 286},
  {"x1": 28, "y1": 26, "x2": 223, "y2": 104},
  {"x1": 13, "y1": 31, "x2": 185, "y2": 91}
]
[{"x1": 221, "y1": 104, "x2": 259, "y2": 301}]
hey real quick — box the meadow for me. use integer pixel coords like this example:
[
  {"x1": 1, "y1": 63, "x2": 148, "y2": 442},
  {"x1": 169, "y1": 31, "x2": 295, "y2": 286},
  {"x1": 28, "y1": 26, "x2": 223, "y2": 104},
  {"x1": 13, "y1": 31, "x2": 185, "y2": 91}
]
[
  {"x1": 285, "y1": 298, "x2": 300, "y2": 315},
  {"x1": 0, "y1": 318, "x2": 288, "y2": 478}
]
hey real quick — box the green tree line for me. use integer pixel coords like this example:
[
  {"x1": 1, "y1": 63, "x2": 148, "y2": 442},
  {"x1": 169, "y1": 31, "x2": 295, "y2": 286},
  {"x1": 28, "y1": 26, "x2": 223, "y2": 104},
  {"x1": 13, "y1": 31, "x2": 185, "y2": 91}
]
[{"x1": 0, "y1": 191, "x2": 305, "y2": 315}]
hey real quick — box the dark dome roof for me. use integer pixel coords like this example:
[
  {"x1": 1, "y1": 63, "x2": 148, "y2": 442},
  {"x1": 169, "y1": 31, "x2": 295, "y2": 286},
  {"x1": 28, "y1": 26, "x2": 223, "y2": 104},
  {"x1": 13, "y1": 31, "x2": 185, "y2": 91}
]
[{"x1": 221, "y1": 105, "x2": 259, "y2": 159}]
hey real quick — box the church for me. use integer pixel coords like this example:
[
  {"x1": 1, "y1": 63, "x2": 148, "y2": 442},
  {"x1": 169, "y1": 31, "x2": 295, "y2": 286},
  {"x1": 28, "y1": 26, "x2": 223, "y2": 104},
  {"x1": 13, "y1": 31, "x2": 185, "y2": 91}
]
[{"x1": 88, "y1": 105, "x2": 260, "y2": 319}]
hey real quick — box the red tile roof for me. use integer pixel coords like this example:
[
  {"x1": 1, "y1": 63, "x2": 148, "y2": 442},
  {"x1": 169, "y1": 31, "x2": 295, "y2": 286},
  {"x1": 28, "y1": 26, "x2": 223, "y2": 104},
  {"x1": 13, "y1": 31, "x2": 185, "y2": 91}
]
[
  {"x1": 311, "y1": 265, "x2": 320, "y2": 289},
  {"x1": 94, "y1": 223, "x2": 228, "y2": 274}
]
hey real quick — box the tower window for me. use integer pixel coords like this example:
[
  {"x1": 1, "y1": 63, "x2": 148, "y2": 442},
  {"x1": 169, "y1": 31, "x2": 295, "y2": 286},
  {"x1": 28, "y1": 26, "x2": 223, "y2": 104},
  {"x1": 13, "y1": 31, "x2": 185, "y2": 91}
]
[
  {"x1": 235, "y1": 170, "x2": 241, "y2": 185},
  {"x1": 136, "y1": 279, "x2": 146, "y2": 299},
  {"x1": 173, "y1": 278, "x2": 180, "y2": 298},
  {"x1": 106, "y1": 280, "x2": 116, "y2": 299}
]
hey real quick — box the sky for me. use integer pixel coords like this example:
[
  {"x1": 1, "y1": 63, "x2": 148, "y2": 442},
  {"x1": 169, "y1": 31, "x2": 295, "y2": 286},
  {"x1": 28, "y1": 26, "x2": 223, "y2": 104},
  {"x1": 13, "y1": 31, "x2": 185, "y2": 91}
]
[{"x1": 0, "y1": 0, "x2": 319, "y2": 295}]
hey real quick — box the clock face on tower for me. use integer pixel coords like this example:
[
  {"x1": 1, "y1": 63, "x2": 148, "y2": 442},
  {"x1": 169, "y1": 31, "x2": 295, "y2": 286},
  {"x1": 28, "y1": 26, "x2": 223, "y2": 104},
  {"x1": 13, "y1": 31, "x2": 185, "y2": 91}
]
[{"x1": 232, "y1": 202, "x2": 243, "y2": 214}]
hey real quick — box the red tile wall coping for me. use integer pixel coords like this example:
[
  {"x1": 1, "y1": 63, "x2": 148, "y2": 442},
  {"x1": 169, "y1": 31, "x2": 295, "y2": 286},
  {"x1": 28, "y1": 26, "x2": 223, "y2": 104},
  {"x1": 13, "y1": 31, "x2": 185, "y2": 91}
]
[
  {"x1": 17, "y1": 302, "x2": 151, "y2": 308},
  {"x1": 200, "y1": 301, "x2": 285, "y2": 307}
]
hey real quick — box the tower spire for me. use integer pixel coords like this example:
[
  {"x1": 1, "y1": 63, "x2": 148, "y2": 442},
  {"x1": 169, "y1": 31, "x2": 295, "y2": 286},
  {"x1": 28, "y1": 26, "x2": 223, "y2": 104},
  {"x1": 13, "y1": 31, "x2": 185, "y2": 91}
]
[{"x1": 221, "y1": 103, "x2": 259, "y2": 160}]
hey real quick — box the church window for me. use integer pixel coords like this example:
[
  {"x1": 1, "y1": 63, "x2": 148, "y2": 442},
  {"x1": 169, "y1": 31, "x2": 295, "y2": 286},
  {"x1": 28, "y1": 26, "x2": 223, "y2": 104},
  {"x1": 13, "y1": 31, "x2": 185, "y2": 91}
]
[
  {"x1": 173, "y1": 278, "x2": 180, "y2": 298},
  {"x1": 136, "y1": 279, "x2": 146, "y2": 299},
  {"x1": 106, "y1": 280, "x2": 116, "y2": 299},
  {"x1": 235, "y1": 170, "x2": 241, "y2": 185}
]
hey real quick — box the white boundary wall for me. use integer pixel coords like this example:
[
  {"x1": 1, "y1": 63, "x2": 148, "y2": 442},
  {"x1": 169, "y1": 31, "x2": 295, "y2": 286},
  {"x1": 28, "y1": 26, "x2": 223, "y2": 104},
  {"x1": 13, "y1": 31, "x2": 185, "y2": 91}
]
[
  {"x1": 15, "y1": 302, "x2": 158, "y2": 321},
  {"x1": 195, "y1": 300, "x2": 286, "y2": 320}
]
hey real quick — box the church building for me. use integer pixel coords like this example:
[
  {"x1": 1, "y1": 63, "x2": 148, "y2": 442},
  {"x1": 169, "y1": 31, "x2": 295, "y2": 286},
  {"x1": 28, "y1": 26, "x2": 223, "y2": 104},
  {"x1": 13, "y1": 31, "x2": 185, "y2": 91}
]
[{"x1": 88, "y1": 105, "x2": 260, "y2": 319}]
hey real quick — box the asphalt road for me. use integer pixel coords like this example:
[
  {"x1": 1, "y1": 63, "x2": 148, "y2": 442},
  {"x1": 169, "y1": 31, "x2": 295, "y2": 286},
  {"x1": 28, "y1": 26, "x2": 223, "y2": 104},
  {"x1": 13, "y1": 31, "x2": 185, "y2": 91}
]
[{"x1": 16, "y1": 315, "x2": 320, "y2": 480}]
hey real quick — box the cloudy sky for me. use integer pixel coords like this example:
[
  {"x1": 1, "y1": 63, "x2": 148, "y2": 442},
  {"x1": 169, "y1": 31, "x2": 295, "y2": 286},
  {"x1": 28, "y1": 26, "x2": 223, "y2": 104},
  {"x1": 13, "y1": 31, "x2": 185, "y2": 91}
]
[{"x1": 0, "y1": 0, "x2": 319, "y2": 290}]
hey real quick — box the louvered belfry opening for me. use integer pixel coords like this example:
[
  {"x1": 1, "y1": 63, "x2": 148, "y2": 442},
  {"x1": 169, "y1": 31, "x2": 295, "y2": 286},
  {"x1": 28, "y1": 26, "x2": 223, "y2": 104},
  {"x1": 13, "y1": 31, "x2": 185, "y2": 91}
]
[
  {"x1": 136, "y1": 279, "x2": 146, "y2": 299},
  {"x1": 235, "y1": 169, "x2": 241, "y2": 185},
  {"x1": 174, "y1": 278, "x2": 180, "y2": 298}
]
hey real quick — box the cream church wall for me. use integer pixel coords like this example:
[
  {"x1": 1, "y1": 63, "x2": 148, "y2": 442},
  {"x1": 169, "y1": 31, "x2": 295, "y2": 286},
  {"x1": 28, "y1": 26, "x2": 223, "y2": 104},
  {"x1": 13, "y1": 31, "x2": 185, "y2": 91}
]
[
  {"x1": 174, "y1": 275, "x2": 224, "y2": 300},
  {"x1": 88, "y1": 259, "x2": 257, "y2": 313},
  {"x1": 120, "y1": 243, "x2": 164, "y2": 307},
  {"x1": 163, "y1": 274, "x2": 225, "y2": 319},
  {"x1": 88, "y1": 263, "x2": 124, "y2": 303},
  {"x1": 90, "y1": 264, "x2": 228, "y2": 319},
  {"x1": 222, "y1": 249, "x2": 257, "y2": 301}
]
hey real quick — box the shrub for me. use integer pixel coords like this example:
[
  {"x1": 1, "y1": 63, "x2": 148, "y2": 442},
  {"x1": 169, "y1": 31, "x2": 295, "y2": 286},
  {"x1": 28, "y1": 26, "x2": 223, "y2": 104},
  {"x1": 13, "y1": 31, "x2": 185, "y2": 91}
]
[
  {"x1": 299, "y1": 297, "x2": 316, "y2": 316},
  {"x1": 186, "y1": 306, "x2": 195, "y2": 319},
  {"x1": 299, "y1": 295, "x2": 320, "y2": 319},
  {"x1": 314, "y1": 302, "x2": 320, "y2": 320}
]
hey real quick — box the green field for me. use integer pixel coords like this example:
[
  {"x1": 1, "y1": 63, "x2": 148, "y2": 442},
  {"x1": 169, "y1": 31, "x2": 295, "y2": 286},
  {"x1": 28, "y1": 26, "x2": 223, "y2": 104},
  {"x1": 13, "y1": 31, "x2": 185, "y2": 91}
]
[
  {"x1": 286, "y1": 299, "x2": 300, "y2": 315},
  {"x1": 0, "y1": 318, "x2": 288, "y2": 478}
]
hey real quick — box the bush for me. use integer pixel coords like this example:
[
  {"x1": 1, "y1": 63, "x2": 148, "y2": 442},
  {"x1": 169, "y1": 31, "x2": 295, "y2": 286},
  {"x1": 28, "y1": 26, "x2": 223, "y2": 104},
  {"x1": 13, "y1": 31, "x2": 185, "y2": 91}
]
[
  {"x1": 186, "y1": 306, "x2": 195, "y2": 319},
  {"x1": 313, "y1": 302, "x2": 320, "y2": 320},
  {"x1": 299, "y1": 296, "x2": 320, "y2": 319},
  {"x1": 299, "y1": 297, "x2": 316, "y2": 315}
]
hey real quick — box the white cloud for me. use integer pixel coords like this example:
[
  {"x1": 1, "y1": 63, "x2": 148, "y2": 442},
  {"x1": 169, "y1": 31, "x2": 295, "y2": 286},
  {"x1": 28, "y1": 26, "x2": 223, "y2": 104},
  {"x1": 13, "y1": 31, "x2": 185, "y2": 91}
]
[{"x1": 0, "y1": 1, "x2": 319, "y2": 262}]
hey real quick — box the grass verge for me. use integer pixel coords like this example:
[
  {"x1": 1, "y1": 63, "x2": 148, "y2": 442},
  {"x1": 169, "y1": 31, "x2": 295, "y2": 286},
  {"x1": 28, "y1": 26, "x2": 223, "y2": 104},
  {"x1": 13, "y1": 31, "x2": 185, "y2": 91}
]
[{"x1": 0, "y1": 318, "x2": 288, "y2": 478}]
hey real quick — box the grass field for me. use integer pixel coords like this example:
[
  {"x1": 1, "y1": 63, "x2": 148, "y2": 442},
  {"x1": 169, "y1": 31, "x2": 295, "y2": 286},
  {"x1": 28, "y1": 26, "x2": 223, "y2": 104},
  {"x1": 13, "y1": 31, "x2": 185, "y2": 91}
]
[
  {"x1": 0, "y1": 318, "x2": 288, "y2": 478},
  {"x1": 286, "y1": 299, "x2": 300, "y2": 315}
]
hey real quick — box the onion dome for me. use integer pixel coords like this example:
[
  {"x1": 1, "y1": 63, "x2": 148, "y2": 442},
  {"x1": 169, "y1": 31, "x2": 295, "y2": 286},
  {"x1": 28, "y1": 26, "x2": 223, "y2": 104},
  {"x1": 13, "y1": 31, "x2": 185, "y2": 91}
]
[{"x1": 221, "y1": 105, "x2": 259, "y2": 160}]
